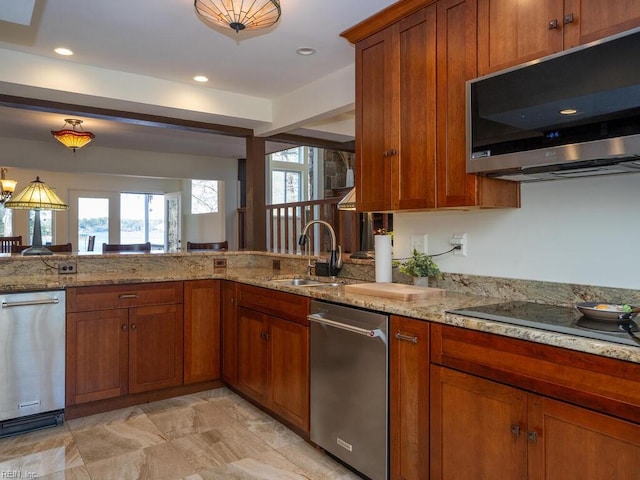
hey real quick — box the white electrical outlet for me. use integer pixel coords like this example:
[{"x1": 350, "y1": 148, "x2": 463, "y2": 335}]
[
  {"x1": 410, "y1": 234, "x2": 428, "y2": 253},
  {"x1": 449, "y1": 233, "x2": 467, "y2": 256}
]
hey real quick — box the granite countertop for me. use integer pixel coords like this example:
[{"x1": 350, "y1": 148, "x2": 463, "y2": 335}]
[{"x1": 1, "y1": 264, "x2": 639, "y2": 364}]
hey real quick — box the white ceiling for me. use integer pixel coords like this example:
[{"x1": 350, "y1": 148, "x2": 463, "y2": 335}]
[{"x1": 0, "y1": 0, "x2": 397, "y2": 157}]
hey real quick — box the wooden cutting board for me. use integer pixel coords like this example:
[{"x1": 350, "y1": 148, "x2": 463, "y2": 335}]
[{"x1": 343, "y1": 282, "x2": 445, "y2": 300}]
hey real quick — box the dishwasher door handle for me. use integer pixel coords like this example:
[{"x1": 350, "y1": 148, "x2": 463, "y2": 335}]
[
  {"x1": 308, "y1": 313, "x2": 384, "y2": 338},
  {"x1": 2, "y1": 298, "x2": 60, "y2": 308}
]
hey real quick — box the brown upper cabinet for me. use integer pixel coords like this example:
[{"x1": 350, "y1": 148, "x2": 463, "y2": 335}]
[
  {"x1": 478, "y1": 0, "x2": 640, "y2": 76},
  {"x1": 343, "y1": 0, "x2": 520, "y2": 212}
]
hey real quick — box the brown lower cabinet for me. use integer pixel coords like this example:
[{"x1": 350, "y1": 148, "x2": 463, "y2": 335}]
[
  {"x1": 66, "y1": 282, "x2": 185, "y2": 406},
  {"x1": 430, "y1": 323, "x2": 640, "y2": 479},
  {"x1": 235, "y1": 284, "x2": 310, "y2": 432},
  {"x1": 389, "y1": 315, "x2": 430, "y2": 480},
  {"x1": 430, "y1": 365, "x2": 640, "y2": 479},
  {"x1": 184, "y1": 279, "x2": 221, "y2": 384},
  {"x1": 221, "y1": 280, "x2": 238, "y2": 386}
]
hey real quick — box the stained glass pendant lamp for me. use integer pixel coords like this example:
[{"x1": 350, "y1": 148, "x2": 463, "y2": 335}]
[
  {"x1": 51, "y1": 119, "x2": 95, "y2": 152},
  {"x1": 194, "y1": 0, "x2": 281, "y2": 33},
  {"x1": 4, "y1": 177, "x2": 68, "y2": 256}
]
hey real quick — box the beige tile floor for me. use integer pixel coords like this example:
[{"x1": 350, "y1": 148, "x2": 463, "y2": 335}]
[{"x1": 0, "y1": 388, "x2": 364, "y2": 480}]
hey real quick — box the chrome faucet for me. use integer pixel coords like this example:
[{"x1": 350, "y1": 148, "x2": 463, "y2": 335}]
[{"x1": 298, "y1": 220, "x2": 343, "y2": 277}]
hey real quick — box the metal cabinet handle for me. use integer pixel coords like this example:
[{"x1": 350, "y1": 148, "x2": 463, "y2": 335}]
[
  {"x1": 395, "y1": 332, "x2": 418, "y2": 343},
  {"x1": 563, "y1": 13, "x2": 574, "y2": 24},
  {"x1": 527, "y1": 431, "x2": 538, "y2": 443},
  {"x1": 511, "y1": 424, "x2": 521, "y2": 437},
  {"x1": 119, "y1": 294, "x2": 139, "y2": 299},
  {"x1": 130, "y1": 324, "x2": 137, "y2": 330},
  {"x1": 122, "y1": 324, "x2": 128, "y2": 331},
  {"x1": 548, "y1": 18, "x2": 558, "y2": 29},
  {"x1": 383, "y1": 151, "x2": 389, "y2": 157},
  {"x1": 390, "y1": 149, "x2": 398, "y2": 156}
]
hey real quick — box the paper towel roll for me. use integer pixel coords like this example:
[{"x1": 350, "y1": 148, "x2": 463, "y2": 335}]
[{"x1": 375, "y1": 234, "x2": 392, "y2": 283}]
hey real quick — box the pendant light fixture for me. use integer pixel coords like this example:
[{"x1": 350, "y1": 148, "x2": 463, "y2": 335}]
[
  {"x1": 194, "y1": 0, "x2": 281, "y2": 33},
  {"x1": 51, "y1": 119, "x2": 95, "y2": 152},
  {"x1": 0, "y1": 168, "x2": 17, "y2": 204},
  {"x1": 4, "y1": 176, "x2": 68, "y2": 256}
]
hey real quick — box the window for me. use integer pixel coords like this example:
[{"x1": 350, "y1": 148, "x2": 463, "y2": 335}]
[
  {"x1": 78, "y1": 197, "x2": 109, "y2": 252},
  {"x1": 0, "y1": 205, "x2": 12, "y2": 236},
  {"x1": 271, "y1": 170, "x2": 301, "y2": 204},
  {"x1": 268, "y1": 146, "x2": 310, "y2": 204},
  {"x1": 191, "y1": 180, "x2": 219, "y2": 214},
  {"x1": 120, "y1": 193, "x2": 164, "y2": 250}
]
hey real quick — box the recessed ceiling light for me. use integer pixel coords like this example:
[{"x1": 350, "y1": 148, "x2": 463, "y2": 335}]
[
  {"x1": 54, "y1": 47, "x2": 73, "y2": 56},
  {"x1": 560, "y1": 108, "x2": 577, "y2": 115},
  {"x1": 296, "y1": 47, "x2": 316, "y2": 56},
  {"x1": 193, "y1": 75, "x2": 209, "y2": 83}
]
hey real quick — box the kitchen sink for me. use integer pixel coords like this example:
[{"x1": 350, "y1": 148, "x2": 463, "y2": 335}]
[{"x1": 270, "y1": 278, "x2": 342, "y2": 287}]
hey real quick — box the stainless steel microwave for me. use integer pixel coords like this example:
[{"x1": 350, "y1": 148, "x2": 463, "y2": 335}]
[{"x1": 466, "y1": 27, "x2": 640, "y2": 182}]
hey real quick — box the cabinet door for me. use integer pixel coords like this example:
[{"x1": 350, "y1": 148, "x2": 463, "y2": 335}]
[
  {"x1": 477, "y1": 0, "x2": 563, "y2": 75},
  {"x1": 221, "y1": 280, "x2": 238, "y2": 386},
  {"x1": 270, "y1": 316, "x2": 309, "y2": 431},
  {"x1": 528, "y1": 395, "x2": 640, "y2": 480},
  {"x1": 355, "y1": 26, "x2": 394, "y2": 212},
  {"x1": 184, "y1": 279, "x2": 221, "y2": 384},
  {"x1": 436, "y1": 0, "x2": 479, "y2": 208},
  {"x1": 395, "y1": 7, "x2": 437, "y2": 210},
  {"x1": 564, "y1": 0, "x2": 640, "y2": 49},
  {"x1": 390, "y1": 316, "x2": 429, "y2": 480},
  {"x1": 237, "y1": 306, "x2": 270, "y2": 404},
  {"x1": 66, "y1": 309, "x2": 129, "y2": 405},
  {"x1": 128, "y1": 304, "x2": 184, "y2": 394},
  {"x1": 430, "y1": 366, "x2": 528, "y2": 480}
]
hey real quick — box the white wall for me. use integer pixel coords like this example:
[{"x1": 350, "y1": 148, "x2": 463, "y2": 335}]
[
  {"x1": 393, "y1": 173, "x2": 640, "y2": 289},
  {"x1": 0, "y1": 137, "x2": 239, "y2": 249}
]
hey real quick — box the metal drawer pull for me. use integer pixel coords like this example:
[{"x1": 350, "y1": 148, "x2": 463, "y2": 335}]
[
  {"x1": 563, "y1": 13, "x2": 574, "y2": 24},
  {"x1": 395, "y1": 332, "x2": 418, "y2": 343},
  {"x1": 527, "y1": 431, "x2": 538, "y2": 443},
  {"x1": 119, "y1": 294, "x2": 139, "y2": 299},
  {"x1": 308, "y1": 314, "x2": 383, "y2": 338},
  {"x1": 2, "y1": 298, "x2": 59, "y2": 308},
  {"x1": 548, "y1": 18, "x2": 558, "y2": 29},
  {"x1": 511, "y1": 424, "x2": 521, "y2": 437}
]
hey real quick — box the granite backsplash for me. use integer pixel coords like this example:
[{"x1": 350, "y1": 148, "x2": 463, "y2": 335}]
[{"x1": 0, "y1": 251, "x2": 637, "y2": 307}]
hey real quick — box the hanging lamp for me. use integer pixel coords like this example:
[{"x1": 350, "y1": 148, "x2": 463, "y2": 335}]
[
  {"x1": 51, "y1": 119, "x2": 95, "y2": 152},
  {"x1": 194, "y1": 0, "x2": 281, "y2": 33}
]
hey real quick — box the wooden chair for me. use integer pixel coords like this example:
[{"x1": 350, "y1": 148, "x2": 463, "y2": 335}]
[
  {"x1": 11, "y1": 243, "x2": 72, "y2": 254},
  {"x1": 86, "y1": 235, "x2": 95, "y2": 252},
  {"x1": 102, "y1": 242, "x2": 151, "y2": 253},
  {"x1": 186, "y1": 241, "x2": 228, "y2": 251},
  {"x1": 0, "y1": 236, "x2": 22, "y2": 253}
]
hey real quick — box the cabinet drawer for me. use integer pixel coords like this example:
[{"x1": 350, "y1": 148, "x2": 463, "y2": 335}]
[
  {"x1": 431, "y1": 324, "x2": 640, "y2": 423},
  {"x1": 67, "y1": 281, "x2": 183, "y2": 312},
  {"x1": 237, "y1": 284, "x2": 309, "y2": 326}
]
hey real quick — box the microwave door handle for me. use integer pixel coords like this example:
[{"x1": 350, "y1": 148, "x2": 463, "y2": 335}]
[{"x1": 307, "y1": 313, "x2": 383, "y2": 338}]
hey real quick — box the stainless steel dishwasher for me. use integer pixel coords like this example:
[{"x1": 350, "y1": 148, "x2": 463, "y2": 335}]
[
  {"x1": 308, "y1": 299, "x2": 388, "y2": 480},
  {"x1": 0, "y1": 290, "x2": 66, "y2": 437}
]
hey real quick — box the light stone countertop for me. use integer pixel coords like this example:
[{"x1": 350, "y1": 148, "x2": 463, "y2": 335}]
[{"x1": 0, "y1": 261, "x2": 639, "y2": 364}]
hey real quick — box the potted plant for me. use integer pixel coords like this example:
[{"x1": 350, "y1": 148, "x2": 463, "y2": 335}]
[{"x1": 397, "y1": 249, "x2": 442, "y2": 286}]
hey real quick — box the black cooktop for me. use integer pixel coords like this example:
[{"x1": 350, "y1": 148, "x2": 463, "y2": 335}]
[{"x1": 448, "y1": 300, "x2": 639, "y2": 347}]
